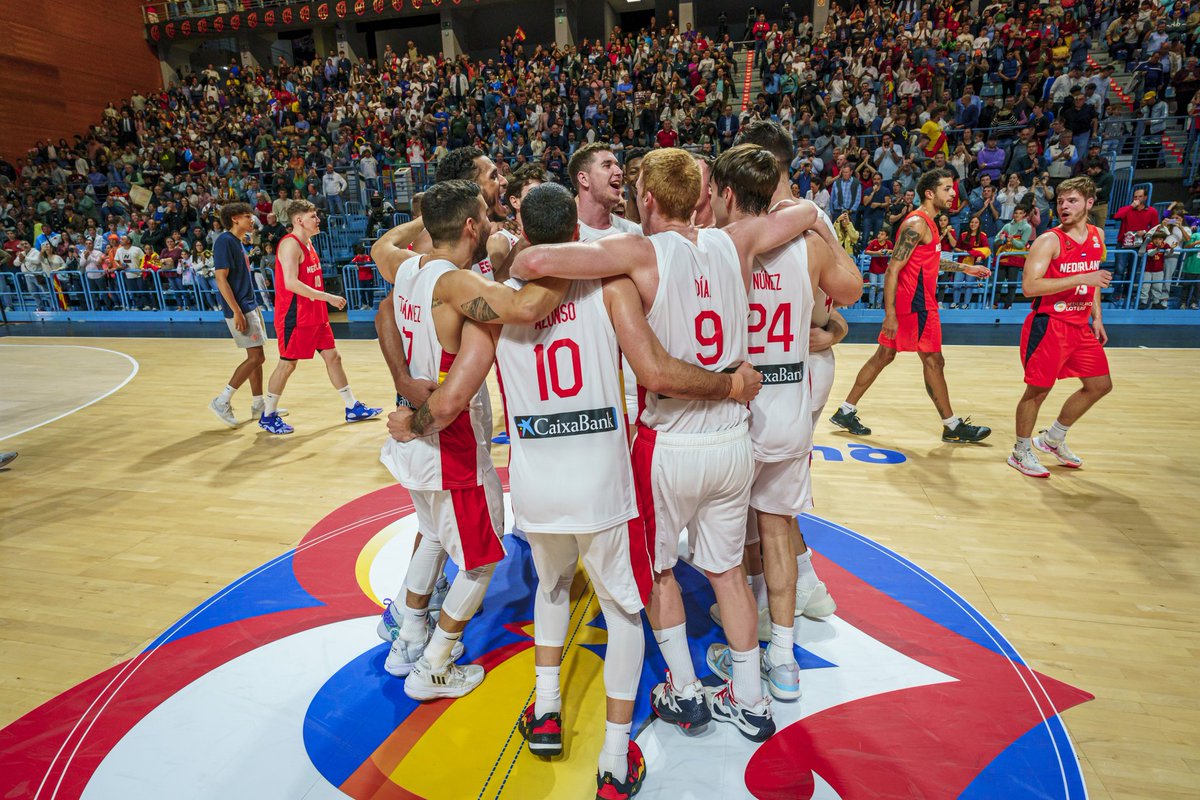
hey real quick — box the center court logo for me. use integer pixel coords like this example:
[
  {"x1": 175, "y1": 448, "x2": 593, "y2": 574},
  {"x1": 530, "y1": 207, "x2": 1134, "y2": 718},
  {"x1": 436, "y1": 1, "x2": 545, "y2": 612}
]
[
  {"x1": 514, "y1": 406, "x2": 618, "y2": 439},
  {"x1": 0, "y1": 477, "x2": 1093, "y2": 800}
]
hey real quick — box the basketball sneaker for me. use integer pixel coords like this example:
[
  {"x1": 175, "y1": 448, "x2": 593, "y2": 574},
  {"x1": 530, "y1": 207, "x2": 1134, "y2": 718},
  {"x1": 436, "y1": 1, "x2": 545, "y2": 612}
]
[
  {"x1": 1034, "y1": 433, "x2": 1083, "y2": 468},
  {"x1": 429, "y1": 575, "x2": 451, "y2": 614},
  {"x1": 345, "y1": 401, "x2": 383, "y2": 422},
  {"x1": 383, "y1": 618, "x2": 465, "y2": 677},
  {"x1": 377, "y1": 598, "x2": 405, "y2": 643},
  {"x1": 830, "y1": 408, "x2": 871, "y2": 435},
  {"x1": 1007, "y1": 448, "x2": 1050, "y2": 478},
  {"x1": 258, "y1": 412, "x2": 294, "y2": 435},
  {"x1": 249, "y1": 399, "x2": 288, "y2": 419},
  {"x1": 942, "y1": 417, "x2": 991, "y2": 443},
  {"x1": 649, "y1": 671, "x2": 710, "y2": 730},
  {"x1": 796, "y1": 580, "x2": 837, "y2": 619},
  {"x1": 707, "y1": 643, "x2": 799, "y2": 702},
  {"x1": 708, "y1": 603, "x2": 772, "y2": 641},
  {"x1": 596, "y1": 741, "x2": 646, "y2": 800},
  {"x1": 403, "y1": 657, "x2": 485, "y2": 701},
  {"x1": 209, "y1": 397, "x2": 239, "y2": 428},
  {"x1": 518, "y1": 702, "x2": 563, "y2": 756},
  {"x1": 706, "y1": 681, "x2": 776, "y2": 742}
]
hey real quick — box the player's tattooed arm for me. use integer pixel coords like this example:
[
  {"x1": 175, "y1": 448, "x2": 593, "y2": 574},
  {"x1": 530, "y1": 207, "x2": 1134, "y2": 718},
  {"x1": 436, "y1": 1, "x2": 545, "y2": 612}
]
[
  {"x1": 938, "y1": 257, "x2": 991, "y2": 277},
  {"x1": 444, "y1": 269, "x2": 568, "y2": 325},
  {"x1": 410, "y1": 403, "x2": 436, "y2": 435},
  {"x1": 888, "y1": 225, "x2": 923, "y2": 270}
]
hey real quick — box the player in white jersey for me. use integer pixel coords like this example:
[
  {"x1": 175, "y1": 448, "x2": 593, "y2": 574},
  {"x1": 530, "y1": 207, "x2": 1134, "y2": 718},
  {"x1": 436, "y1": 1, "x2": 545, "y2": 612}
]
[
  {"x1": 372, "y1": 180, "x2": 567, "y2": 701},
  {"x1": 567, "y1": 143, "x2": 644, "y2": 429},
  {"x1": 512, "y1": 148, "x2": 848, "y2": 744},
  {"x1": 417, "y1": 184, "x2": 760, "y2": 799},
  {"x1": 702, "y1": 141, "x2": 865, "y2": 704}
]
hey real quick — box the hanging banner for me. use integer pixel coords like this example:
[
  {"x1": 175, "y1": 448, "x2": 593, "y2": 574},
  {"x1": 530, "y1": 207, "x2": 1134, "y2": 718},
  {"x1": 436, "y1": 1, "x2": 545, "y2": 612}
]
[
  {"x1": 230, "y1": 14, "x2": 241, "y2": 29},
  {"x1": 145, "y1": 0, "x2": 439, "y2": 39}
]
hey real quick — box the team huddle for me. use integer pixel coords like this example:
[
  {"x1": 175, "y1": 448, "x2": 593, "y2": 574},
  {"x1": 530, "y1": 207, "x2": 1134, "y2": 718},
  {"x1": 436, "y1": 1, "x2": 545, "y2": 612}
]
[{"x1": 202, "y1": 121, "x2": 1113, "y2": 800}]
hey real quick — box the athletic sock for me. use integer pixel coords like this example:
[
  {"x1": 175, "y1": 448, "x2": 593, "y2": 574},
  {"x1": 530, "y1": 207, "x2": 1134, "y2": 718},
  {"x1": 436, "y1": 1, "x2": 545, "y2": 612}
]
[
  {"x1": 534, "y1": 665, "x2": 562, "y2": 717},
  {"x1": 1015, "y1": 436, "x2": 1033, "y2": 453},
  {"x1": 839, "y1": 401, "x2": 857, "y2": 415},
  {"x1": 337, "y1": 385, "x2": 357, "y2": 408},
  {"x1": 219, "y1": 384, "x2": 235, "y2": 403},
  {"x1": 796, "y1": 548, "x2": 818, "y2": 592},
  {"x1": 423, "y1": 626, "x2": 461, "y2": 671},
  {"x1": 766, "y1": 623, "x2": 794, "y2": 667},
  {"x1": 252, "y1": 394, "x2": 263, "y2": 407},
  {"x1": 599, "y1": 721, "x2": 632, "y2": 783},
  {"x1": 730, "y1": 647, "x2": 763, "y2": 705},
  {"x1": 264, "y1": 392, "x2": 282, "y2": 416},
  {"x1": 749, "y1": 572, "x2": 769, "y2": 610},
  {"x1": 1047, "y1": 419, "x2": 1070, "y2": 444},
  {"x1": 653, "y1": 623, "x2": 698, "y2": 687},
  {"x1": 400, "y1": 604, "x2": 428, "y2": 641},
  {"x1": 943, "y1": 415, "x2": 962, "y2": 430}
]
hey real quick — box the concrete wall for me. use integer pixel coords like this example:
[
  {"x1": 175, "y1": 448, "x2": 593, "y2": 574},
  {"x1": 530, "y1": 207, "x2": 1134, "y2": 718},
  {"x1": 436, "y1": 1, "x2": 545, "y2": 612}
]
[{"x1": 0, "y1": 0, "x2": 161, "y2": 160}]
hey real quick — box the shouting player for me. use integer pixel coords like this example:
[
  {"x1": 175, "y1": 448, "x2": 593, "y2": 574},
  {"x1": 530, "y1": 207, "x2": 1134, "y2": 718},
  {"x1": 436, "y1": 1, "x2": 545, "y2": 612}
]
[
  {"x1": 830, "y1": 168, "x2": 994, "y2": 443},
  {"x1": 1008, "y1": 176, "x2": 1114, "y2": 478},
  {"x1": 258, "y1": 200, "x2": 381, "y2": 434}
]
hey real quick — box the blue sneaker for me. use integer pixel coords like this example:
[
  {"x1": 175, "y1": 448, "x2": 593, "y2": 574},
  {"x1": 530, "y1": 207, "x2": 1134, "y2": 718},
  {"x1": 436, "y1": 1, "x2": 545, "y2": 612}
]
[
  {"x1": 345, "y1": 401, "x2": 383, "y2": 422},
  {"x1": 491, "y1": 431, "x2": 510, "y2": 445},
  {"x1": 258, "y1": 412, "x2": 294, "y2": 435}
]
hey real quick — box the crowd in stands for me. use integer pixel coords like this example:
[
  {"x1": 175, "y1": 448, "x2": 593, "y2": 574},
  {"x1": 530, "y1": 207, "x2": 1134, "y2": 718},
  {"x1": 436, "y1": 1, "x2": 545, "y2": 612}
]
[{"x1": 3, "y1": 0, "x2": 1200, "y2": 312}]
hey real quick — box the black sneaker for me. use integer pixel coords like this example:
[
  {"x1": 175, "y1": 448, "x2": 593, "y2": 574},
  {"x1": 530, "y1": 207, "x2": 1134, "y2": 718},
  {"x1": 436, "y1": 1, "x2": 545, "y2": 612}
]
[
  {"x1": 596, "y1": 741, "x2": 646, "y2": 800},
  {"x1": 649, "y1": 670, "x2": 710, "y2": 730},
  {"x1": 518, "y1": 702, "x2": 563, "y2": 756},
  {"x1": 942, "y1": 417, "x2": 991, "y2": 443},
  {"x1": 830, "y1": 408, "x2": 872, "y2": 435}
]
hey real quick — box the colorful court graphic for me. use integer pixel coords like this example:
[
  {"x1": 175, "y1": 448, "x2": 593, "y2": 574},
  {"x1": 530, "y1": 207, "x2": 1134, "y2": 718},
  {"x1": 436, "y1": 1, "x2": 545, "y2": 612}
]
[{"x1": 0, "y1": 472, "x2": 1093, "y2": 800}]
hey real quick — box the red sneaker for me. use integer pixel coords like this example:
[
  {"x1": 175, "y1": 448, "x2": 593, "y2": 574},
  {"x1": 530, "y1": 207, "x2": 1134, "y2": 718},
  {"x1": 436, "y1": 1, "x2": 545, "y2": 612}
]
[
  {"x1": 518, "y1": 702, "x2": 562, "y2": 756},
  {"x1": 596, "y1": 741, "x2": 646, "y2": 800}
]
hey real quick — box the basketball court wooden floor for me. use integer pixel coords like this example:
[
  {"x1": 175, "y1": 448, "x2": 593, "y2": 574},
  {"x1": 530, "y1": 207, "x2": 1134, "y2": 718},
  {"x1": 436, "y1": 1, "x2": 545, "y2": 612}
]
[{"x1": 0, "y1": 336, "x2": 1196, "y2": 799}]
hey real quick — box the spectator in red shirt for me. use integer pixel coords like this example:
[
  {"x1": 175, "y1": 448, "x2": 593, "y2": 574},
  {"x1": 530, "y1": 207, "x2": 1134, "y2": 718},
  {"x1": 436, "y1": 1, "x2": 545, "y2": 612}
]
[
  {"x1": 1112, "y1": 187, "x2": 1159, "y2": 302},
  {"x1": 753, "y1": 14, "x2": 771, "y2": 62},
  {"x1": 350, "y1": 243, "x2": 376, "y2": 310},
  {"x1": 1140, "y1": 230, "x2": 1170, "y2": 309},
  {"x1": 655, "y1": 119, "x2": 680, "y2": 148},
  {"x1": 863, "y1": 228, "x2": 892, "y2": 308}
]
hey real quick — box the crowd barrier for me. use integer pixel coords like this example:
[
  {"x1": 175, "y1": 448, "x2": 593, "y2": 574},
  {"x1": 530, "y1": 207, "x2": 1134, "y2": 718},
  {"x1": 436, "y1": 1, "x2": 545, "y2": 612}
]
[{"x1": 7, "y1": 244, "x2": 1197, "y2": 323}]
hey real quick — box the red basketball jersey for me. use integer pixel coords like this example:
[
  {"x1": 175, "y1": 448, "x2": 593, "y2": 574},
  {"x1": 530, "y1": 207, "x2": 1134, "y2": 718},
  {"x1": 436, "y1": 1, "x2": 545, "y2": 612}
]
[
  {"x1": 1031, "y1": 224, "x2": 1104, "y2": 326},
  {"x1": 896, "y1": 210, "x2": 941, "y2": 313},
  {"x1": 274, "y1": 233, "x2": 328, "y2": 327}
]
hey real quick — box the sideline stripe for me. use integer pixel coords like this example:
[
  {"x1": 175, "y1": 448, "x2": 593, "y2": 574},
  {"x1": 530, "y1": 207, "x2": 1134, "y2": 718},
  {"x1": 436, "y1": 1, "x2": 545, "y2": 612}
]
[{"x1": 0, "y1": 344, "x2": 139, "y2": 443}]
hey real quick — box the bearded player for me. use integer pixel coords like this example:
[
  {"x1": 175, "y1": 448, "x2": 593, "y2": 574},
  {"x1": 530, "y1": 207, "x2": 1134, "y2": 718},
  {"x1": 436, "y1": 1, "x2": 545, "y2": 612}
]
[
  {"x1": 830, "y1": 168, "x2": 994, "y2": 443},
  {"x1": 1008, "y1": 176, "x2": 1114, "y2": 478}
]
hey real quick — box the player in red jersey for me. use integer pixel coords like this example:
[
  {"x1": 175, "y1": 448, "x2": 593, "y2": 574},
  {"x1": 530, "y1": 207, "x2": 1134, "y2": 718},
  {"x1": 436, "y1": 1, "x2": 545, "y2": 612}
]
[
  {"x1": 258, "y1": 199, "x2": 381, "y2": 434},
  {"x1": 1008, "y1": 176, "x2": 1114, "y2": 478},
  {"x1": 830, "y1": 168, "x2": 994, "y2": 443}
]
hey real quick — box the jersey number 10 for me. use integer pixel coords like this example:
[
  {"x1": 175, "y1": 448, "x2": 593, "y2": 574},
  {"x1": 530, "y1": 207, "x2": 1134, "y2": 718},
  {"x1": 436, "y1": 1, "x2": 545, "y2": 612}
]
[{"x1": 535, "y1": 339, "x2": 583, "y2": 401}]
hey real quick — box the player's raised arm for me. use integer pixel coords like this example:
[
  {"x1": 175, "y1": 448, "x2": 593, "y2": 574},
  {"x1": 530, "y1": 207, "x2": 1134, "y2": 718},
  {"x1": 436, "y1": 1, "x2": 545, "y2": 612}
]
[
  {"x1": 603, "y1": 276, "x2": 763, "y2": 403},
  {"x1": 388, "y1": 320, "x2": 497, "y2": 441},
  {"x1": 1022, "y1": 231, "x2": 1112, "y2": 297},
  {"x1": 509, "y1": 232, "x2": 654, "y2": 281},
  {"x1": 439, "y1": 267, "x2": 569, "y2": 326},
  {"x1": 371, "y1": 216, "x2": 427, "y2": 282}
]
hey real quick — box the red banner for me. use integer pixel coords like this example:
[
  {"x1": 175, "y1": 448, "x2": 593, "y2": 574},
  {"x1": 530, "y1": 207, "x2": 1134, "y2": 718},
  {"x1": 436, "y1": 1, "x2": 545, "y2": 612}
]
[
  {"x1": 355, "y1": 0, "x2": 366, "y2": 15},
  {"x1": 317, "y1": 2, "x2": 328, "y2": 20},
  {"x1": 264, "y1": 9, "x2": 274, "y2": 25},
  {"x1": 149, "y1": 24, "x2": 160, "y2": 40},
  {"x1": 374, "y1": 0, "x2": 385, "y2": 11},
  {"x1": 165, "y1": 21, "x2": 176, "y2": 37},
  {"x1": 335, "y1": 1, "x2": 346, "y2": 18},
  {"x1": 213, "y1": 15, "x2": 224, "y2": 31},
  {"x1": 230, "y1": 14, "x2": 240, "y2": 29},
  {"x1": 392, "y1": 0, "x2": 403, "y2": 9},
  {"x1": 180, "y1": 19, "x2": 192, "y2": 35},
  {"x1": 281, "y1": 6, "x2": 292, "y2": 23},
  {"x1": 247, "y1": 11, "x2": 258, "y2": 28},
  {"x1": 299, "y1": 4, "x2": 310, "y2": 21},
  {"x1": 197, "y1": 17, "x2": 208, "y2": 32}
]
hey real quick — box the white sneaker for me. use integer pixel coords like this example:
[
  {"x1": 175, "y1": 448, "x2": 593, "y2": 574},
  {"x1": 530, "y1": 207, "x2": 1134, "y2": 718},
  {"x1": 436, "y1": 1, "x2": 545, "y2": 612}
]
[
  {"x1": 209, "y1": 397, "x2": 238, "y2": 428},
  {"x1": 761, "y1": 651, "x2": 802, "y2": 701},
  {"x1": 249, "y1": 400, "x2": 289, "y2": 418},
  {"x1": 1034, "y1": 434, "x2": 1082, "y2": 468},
  {"x1": 1007, "y1": 447, "x2": 1050, "y2": 478},
  {"x1": 403, "y1": 657, "x2": 485, "y2": 700},
  {"x1": 383, "y1": 619, "x2": 465, "y2": 676},
  {"x1": 709, "y1": 603, "x2": 772, "y2": 641},
  {"x1": 796, "y1": 580, "x2": 837, "y2": 619}
]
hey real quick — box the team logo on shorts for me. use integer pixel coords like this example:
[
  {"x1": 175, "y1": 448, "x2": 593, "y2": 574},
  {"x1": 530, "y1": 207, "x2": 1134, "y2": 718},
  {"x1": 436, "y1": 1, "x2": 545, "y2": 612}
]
[
  {"x1": 514, "y1": 406, "x2": 619, "y2": 439},
  {"x1": 0, "y1": 478, "x2": 1092, "y2": 799},
  {"x1": 1054, "y1": 301, "x2": 1068, "y2": 312}
]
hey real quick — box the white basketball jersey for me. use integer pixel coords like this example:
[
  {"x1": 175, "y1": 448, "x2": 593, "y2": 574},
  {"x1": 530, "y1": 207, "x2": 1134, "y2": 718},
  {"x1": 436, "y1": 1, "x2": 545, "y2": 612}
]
[
  {"x1": 466, "y1": 230, "x2": 519, "y2": 440},
  {"x1": 749, "y1": 236, "x2": 815, "y2": 461},
  {"x1": 496, "y1": 279, "x2": 636, "y2": 533},
  {"x1": 471, "y1": 228, "x2": 521, "y2": 279},
  {"x1": 577, "y1": 213, "x2": 643, "y2": 427},
  {"x1": 379, "y1": 254, "x2": 490, "y2": 491},
  {"x1": 641, "y1": 228, "x2": 749, "y2": 435}
]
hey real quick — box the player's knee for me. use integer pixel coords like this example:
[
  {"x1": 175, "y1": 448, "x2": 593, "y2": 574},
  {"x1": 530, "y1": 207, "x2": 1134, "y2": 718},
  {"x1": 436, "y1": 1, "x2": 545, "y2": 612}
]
[
  {"x1": 1089, "y1": 376, "x2": 1114, "y2": 397},
  {"x1": 875, "y1": 346, "x2": 897, "y2": 365},
  {"x1": 247, "y1": 348, "x2": 266, "y2": 367},
  {"x1": 921, "y1": 351, "x2": 945, "y2": 370}
]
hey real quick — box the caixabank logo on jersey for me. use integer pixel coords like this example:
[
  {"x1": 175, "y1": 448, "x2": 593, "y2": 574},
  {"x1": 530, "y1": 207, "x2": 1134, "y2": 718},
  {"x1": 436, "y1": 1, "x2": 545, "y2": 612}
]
[
  {"x1": 757, "y1": 361, "x2": 806, "y2": 385},
  {"x1": 0, "y1": 473, "x2": 1092, "y2": 799},
  {"x1": 514, "y1": 406, "x2": 619, "y2": 439}
]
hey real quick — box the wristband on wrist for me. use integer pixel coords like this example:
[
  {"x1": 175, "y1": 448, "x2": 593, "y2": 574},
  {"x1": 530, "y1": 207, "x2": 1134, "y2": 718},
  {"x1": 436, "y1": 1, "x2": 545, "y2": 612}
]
[{"x1": 727, "y1": 370, "x2": 744, "y2": 400}]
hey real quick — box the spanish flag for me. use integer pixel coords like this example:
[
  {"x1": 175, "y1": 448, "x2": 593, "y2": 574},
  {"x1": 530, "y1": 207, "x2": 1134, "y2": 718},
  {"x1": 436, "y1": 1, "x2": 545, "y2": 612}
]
[{"x1": 514, "y1": 26, "x2": 526, "y2": 41}]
